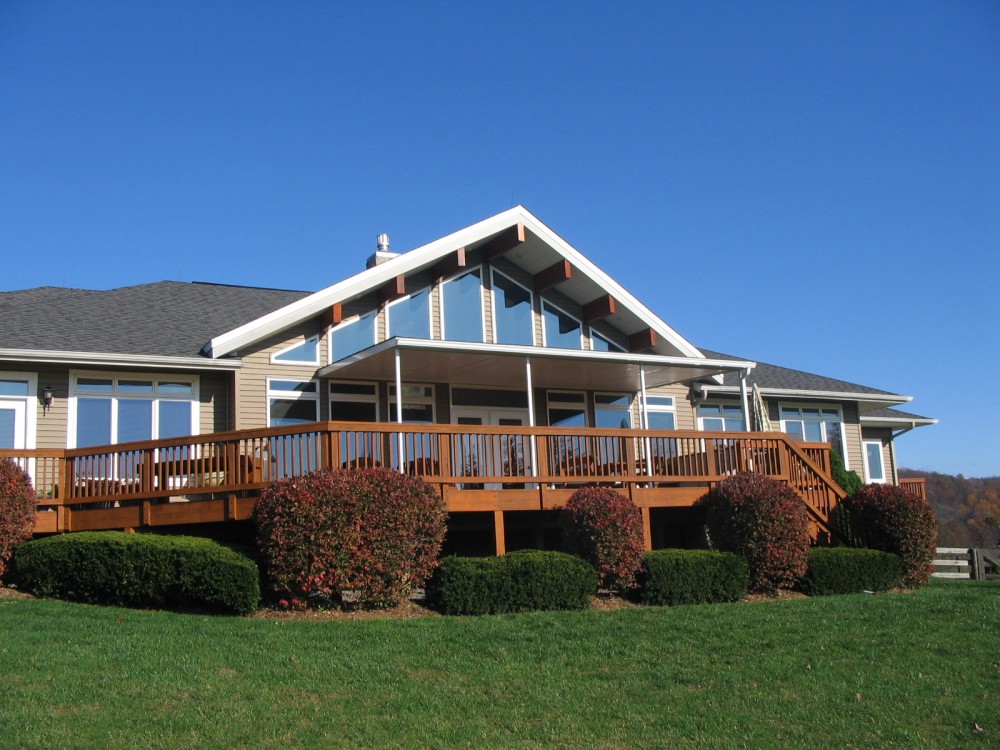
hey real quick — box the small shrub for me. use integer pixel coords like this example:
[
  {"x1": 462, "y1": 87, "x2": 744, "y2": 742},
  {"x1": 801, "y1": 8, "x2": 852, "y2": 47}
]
[
  {"x1": 253, "y1": 467, "x2": 447, "y2": 608},
  {"x1": 560, "y1": 486, "x2": 645, "y2": 591},
  {"x1": 14, "y1": 532, "x2": 260, "y2": 614},
  {"x1": 830, "y1": 449, "x2": 864, "y2": 498},
  {"x1": 427, "y1": 551, "x2": 596, "y2": 615},
  {"x1": 697, "y1": 472, "x2": 812, "y2": 594},
  {"x1": 639, "y1": 549, "x2": 749, "y2": 605},
  {"x1": 0, "y1": 458, "x2": 38, "y2": 580},
  {"x1": 802, "y1": 547, "x2": 902, "y2": 595},
  {"x1": 840, "y1": 483, "x2": 938, "y2": 587}
]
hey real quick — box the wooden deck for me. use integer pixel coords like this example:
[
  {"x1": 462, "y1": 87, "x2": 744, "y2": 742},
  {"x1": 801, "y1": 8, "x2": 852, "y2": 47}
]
[{"x1": 3, "y1": 422, "x2": 846, "y2": 553}]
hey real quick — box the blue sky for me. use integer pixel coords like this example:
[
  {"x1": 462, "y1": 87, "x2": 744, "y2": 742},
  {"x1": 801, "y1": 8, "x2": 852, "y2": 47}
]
[{"x1": 2, "y1": 2, "x2": 998, "y2": 476}]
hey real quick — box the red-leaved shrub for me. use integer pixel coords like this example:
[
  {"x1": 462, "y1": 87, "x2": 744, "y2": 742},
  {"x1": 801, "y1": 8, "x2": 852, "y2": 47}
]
[
  {"x1": 0, "y1": 458, "x2": 37, "y2": 580},
  {"x1": 840, "y1": 483, "x2": 937, "y2": 587},
  {"x1": 253, "y1": 467, "x2": 447, "y2": 608},
  {"x1": 561, "y1": 486, "x2": 645, "y2": 591},
  {"x1": 697, "y1": 472, "x2": 811, "y2": 594}
]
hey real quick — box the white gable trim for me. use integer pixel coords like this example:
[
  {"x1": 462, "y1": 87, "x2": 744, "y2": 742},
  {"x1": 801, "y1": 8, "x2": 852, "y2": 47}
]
[{"x1": 204, "y1": 207, "x2": 705, "y2": 361}]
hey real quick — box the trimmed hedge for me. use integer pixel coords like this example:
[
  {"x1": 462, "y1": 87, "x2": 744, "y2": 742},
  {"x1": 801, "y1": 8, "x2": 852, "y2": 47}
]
[
  {"x1": 0, "y1": 458, "x2": 37, "y2": 580},
  {"x1": 639, "y1": 549, "x2": 749, "y2": 606},
  {"x1": 427, "y1": 550, "x2": 597, "y2": 615},
  {"x1": 14, "y1": 532, "x2": 260, "y2": 614},
  {"x1": 802, "y1": 547, "x2": 902, "y2": 596},
  {"x1": 561, "y1": 486, "x2": 645, "y2": 591}
]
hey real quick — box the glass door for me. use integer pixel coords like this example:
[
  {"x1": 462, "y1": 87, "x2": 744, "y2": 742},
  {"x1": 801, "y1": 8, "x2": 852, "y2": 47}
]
[
  {"x1": 0, "y1": 399, "x2": 26, "y2": 449},
  {"x1": 453, "y1": 408, "x2": 530, "y2": 488}
]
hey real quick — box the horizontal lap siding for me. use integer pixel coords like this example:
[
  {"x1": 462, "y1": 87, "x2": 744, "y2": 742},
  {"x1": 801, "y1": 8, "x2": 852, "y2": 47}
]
[{"x1": 198, "y1": 372, "x2": 231, "y2": 434}]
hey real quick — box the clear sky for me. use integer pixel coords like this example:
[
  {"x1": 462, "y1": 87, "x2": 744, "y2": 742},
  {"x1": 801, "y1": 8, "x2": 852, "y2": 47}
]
[{"x1": 2, "y1": 2, "x2": 998, "y2": 476}]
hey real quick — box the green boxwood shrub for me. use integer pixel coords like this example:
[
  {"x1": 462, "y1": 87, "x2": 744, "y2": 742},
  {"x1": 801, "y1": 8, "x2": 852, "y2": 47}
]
[
  {"x1": 427, "y1": 550, "x2": 597, "y2": 615},
  {"x1": 0, "y1": 458, "x2": 37, "y2": 580},
  {"x1": 802, "y1": 547, "x2": 902, "y2": 595},
  {"x1": 13, "y1": 531, "x2": 260, "y2": 614},
  {"x1": 697, "y1": 472, "x2": 812, "y2": 594},
  {"x1": 639, "y1": 549, "x2": 749, "y2": 605},
  {"x1": 253, "y1": 467, "x2": 447, "y2": 609},
  {"x1": 838, "y1": 483, "x2": 938, "y2": 587},
  {"x1": 830, "y1": 449, "x2": 864, "y2": 498},
  {"x1": 561, "y1": 486, "x2": 645, "y2": 591}
]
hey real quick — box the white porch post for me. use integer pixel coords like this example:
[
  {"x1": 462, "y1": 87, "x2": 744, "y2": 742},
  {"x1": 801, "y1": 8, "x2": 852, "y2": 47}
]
[
  {"x1": 739, "y1": 368, "x2": 751, "y2": 431},
  {"x1": 394, "y1": 346, "x2": 405, "y2": 473},
  {"x1": 525, "y1": 357, "x2": 538, "y2": 477},
  {"x1": 639, "y1": 366, "x2": 652, "y2": 476}
]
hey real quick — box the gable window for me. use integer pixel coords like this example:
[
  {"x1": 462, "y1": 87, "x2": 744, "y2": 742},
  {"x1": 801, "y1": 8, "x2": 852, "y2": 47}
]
[
  {"x1": 267, "y1": 379, "x2": 319, "y2": 427},
  {"x1": 69, "y1": 373, "x2": 198, "y2": 448},
  {"x1": 389, "y1": 384, "x2": 435, "y2": 423},
  {"x1": 591, "y1": 330, "x2": 625, "y2": 353},
  {"x1": 387, "y1": 288, "x2": 431, "y2": 340},
  {"x1": 442, "y1": 269, "x2": 484, "y2": 343},
  {"x1": 271, "y1": 335, "x2": 319, "y2": 365},
  {"x1": 491, "y1": 269, "x2": 534, "y2": 346},
  {"x1": 329, "y1": 311, "x2": 376, "y2": 363},
  {"x1": 330, "y1": 381, "x2": 378, "y2": 422},
  {"x1": 542, "y1": 301, "x2": 583, "y2": 350},
  {"x1": 698, "y1": 403, "x2": 745, "y2": 432},
  {"x1": 780, "y1": 405, "x2": 844, "y2": 457},
  {"x1": 863, "y1": 440, "x2": 886, "y2": 483}
]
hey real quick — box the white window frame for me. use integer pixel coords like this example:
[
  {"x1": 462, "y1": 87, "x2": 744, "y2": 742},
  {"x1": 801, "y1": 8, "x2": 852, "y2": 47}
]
[
  {"x1": 779, "y1": 402, "x2": 848, "y2": 468},
  {"x1": 862, "y1": 439, "x2": 887, "y2": 483},
  {"x1": 696, "y1": 401, "x2": 746, "y2": 432},
  {"x1": 643, "y1": 394, "x2": 676, "y2": 430},
  {"x1": 441, "y1": 266, "x2": 487, "y2": 343},
  {"x1": 490, "y1": 268, "x2": 535, "y2": 346},
  {"x1": 386, "y1": 286, "x2": 433, "y2": 340},
  {"x1": 594, "y1": 392, "x2": 632, "y2": 429},
  {"x1": 270, "y1": 334, "x2": 321, "y2": 366},
  {"x1": 547, "y1": 390, "x2": 589, "y2": 428},
  {"x1": 0, "y1": 370, "x2": 38, "y2": 451},
  {"x1": 388, "y1": 383, "x2": 436, "y2": 423},
  {"x1": 266, "y1": 378, "x2": 320, "y2": 427},
  {"x1": 67, "y1": 371, "x2": 200, "y2": 449},
  {"x1": 541, "y1": 299, "x2": 584, "y2": 350},
  {"x1": 329, "y1": 380, "x2": 380, "y2": 422},
  {"x1": 327, "y1": 311, "x2": 377, "y2": 365}
]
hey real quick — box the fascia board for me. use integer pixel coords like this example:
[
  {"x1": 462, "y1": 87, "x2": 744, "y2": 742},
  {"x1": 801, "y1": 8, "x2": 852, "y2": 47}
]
[
  {"x1": 860, "y1": 416, "x2": 938, "y2": 426},
  {"x1": 700, "y1": 383, "x2": 912, "y2": 405},
  {"x1": 0, "y1": 348, "x2": 242, "y2": 371},
  {"x1": 517, "y1": 210, "x2": 704, "y2": 359},
  {"x1": 206, "y1": 208, "x2": 528, "y2": 358}
]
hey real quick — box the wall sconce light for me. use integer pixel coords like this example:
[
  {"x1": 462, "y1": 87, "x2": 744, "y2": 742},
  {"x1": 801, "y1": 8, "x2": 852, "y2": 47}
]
[{"x1": 41, "y1": 386, "x2": 54, "y2": 415}]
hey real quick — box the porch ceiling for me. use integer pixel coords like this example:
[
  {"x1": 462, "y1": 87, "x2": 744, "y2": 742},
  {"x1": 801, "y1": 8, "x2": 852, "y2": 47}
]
[{"x1": 317, "y1": 338, "x2": 754, "y2": 392}]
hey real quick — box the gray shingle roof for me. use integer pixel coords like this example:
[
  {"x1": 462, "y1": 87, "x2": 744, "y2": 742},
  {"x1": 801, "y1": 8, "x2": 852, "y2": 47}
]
[
  {"x1": 0, "y1": 282, "x2": 309, "y2": 358},
  {"x1": 698, "y1": 348, "x2": 900, "y2": 397},
  {"x1": 862, "y1": 407, "x2": 934, "y2": 421}
]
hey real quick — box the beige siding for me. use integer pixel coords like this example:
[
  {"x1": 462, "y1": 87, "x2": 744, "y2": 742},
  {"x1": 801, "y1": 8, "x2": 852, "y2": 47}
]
[
  {"x1": 840, "y1": 402, "x2": 864, "y2": 474},
  {"x1": 198, "y1": 372, "x2": 232, "y2": 433}
]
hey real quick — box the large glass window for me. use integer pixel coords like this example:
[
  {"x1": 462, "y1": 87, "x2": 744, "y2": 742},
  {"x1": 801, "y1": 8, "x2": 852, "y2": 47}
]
[
  {"x1": 442, "y1": 269, "x2": 484, "y2": 343},
  {"x1": 330, "y1": 382, "x2": 378, "y2": 422},
  {"x1": 272, "y1": 336, "x2": 319, "y2": 365},
  {"x1": 644, "y1": 395, "x2": 676, "y2": 430},
  {"x1": 780, "y1": 405, "x2": 844, "y2": 456},
  {"x1": 698, "y1": 403, "x2": 746, "y2": 432},
  {"x1": 492, "y1": 270, "x2": 534, "y2": 346},
  {"x1": 387, "y1": 289, "x2": 431, "y2": 340},
  {"x1": 267, "y1": 379, "x2": 319, "y2": 427},
  {"x1": 594, "y1": 393, "x2": 632, "y2": 429},
  {"x1": 70, "y1": 373, "x2": 198, "y2": 448},
  {"x1": 591, "y1": 330, "x2": 625, "y2": 353},
  {"x1": 0, "y1": 379, "x2": 30, "y2": 396},
  {"x1": 389, "y1": 384, "x2": 435, "y2": 423},
  {"x1": 329, "y1": 312, "x2": 376, "y2": 362},
  {"x1": 542, "y1": 302, "x2": 583, "y2": 349},
  {"x1": 547, "y1": 391, "x2": 587, "y2": 428}
]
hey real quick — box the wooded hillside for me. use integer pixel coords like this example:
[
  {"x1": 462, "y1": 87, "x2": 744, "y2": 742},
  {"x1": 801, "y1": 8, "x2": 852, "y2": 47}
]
[{"x1": 899, "y1": 468, "x2": 1000, "y2": 547}]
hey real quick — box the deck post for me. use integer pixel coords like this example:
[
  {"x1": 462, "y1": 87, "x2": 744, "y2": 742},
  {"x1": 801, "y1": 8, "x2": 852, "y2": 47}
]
[
  {"x1": 525, "y1": 357, "x2": 538, "y2": 478},
  {"x1": 739, "y1": 369, "x2": 751, "y2": 431},
  {"x1": 394, "y1": 346, "x2": 405, "y2": 473},
  {"x1": 641, "y1": 507, "x2": 652, "y2": 551},
  {"x1": 493, "y1": 510, "x2": 506, "y2": 556}
]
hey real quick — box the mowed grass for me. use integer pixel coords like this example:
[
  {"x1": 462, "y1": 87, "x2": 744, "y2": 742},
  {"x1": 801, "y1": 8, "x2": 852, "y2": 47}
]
[{"x1": 1, "y1": 580, "x2": 996, "y2": 749}]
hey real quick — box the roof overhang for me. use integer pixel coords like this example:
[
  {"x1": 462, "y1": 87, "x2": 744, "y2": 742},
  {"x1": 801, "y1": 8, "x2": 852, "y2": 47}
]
[
  {"x1": 318, "y1": 338, "x2": 754, "y2": 392},
  {"x1": 698, "y1": 384, "x2": 912, "y2": 412},
  {"x1": 860, "y1": 415, "x2": 938, "y2": 430},
  {"x1": 205, "y1": 206, "x2": 705, "y2": 360},
  {"x1": 0, "y1": 348, "x2": 243, "y2": 372}
]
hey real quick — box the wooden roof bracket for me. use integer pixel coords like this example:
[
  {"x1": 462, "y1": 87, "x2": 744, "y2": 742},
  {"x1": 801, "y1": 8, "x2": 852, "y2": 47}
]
[
  {"x1": 583, "y1": 294, "x2": 616, "y2": 323},
  {"x1": 482, "y1": 223, "x2": 526, "y2": 261},
  {"x1": 379, "y1": 275, "x2": 406, "y2": 304},
  {"x1": 628, "y1": 327, "x2": 658, "y2": 353},
  {"x1": 434, "y1": 247, "x2": 467, "y2": 281},
  {"x1": 533, "y1": 260, "x2": 572, "y2": 292}
]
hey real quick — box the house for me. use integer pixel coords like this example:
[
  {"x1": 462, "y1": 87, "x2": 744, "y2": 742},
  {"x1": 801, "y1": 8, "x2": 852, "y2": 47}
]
[{"x1": 0, "y1": 207, "x2": 934, "y2": 553}]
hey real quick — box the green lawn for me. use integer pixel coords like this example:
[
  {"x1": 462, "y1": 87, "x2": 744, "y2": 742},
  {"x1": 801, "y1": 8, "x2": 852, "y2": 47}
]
[{"x1": 1, "y1": 580, "x2": 996, "y2": 749}]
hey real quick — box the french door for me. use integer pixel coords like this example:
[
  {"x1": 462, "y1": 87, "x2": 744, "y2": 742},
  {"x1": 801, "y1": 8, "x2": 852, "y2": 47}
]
[{"x1": 452, "y1": 408, "x2": 531, "y2": 488}]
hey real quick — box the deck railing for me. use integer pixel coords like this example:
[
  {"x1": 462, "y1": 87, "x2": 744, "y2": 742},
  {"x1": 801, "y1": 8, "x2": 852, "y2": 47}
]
[
  {"x1": 899, "y1": 477, "x2": 927, "y2": 501},
  {"x1": 2, "y1": 422, "x2": 845, "y2": 535}
]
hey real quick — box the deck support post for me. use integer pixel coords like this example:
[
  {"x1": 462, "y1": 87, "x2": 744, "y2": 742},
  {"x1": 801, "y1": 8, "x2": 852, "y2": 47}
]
[
  {"x1": 525, "y1": 357, "x2": 538, "y2": 478},
  {"x1": 493, "y1": 511, "x2": 506, "y2": 556},
  {"x1": 394, "y1": 347, "x2": 405, "y2": 473},
  {"x1": 639, "y1": 367, "x2": 652, "y2": 477},
  {"x1": 641, "y1": 507, "x2": 652, "y2": 551}
]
